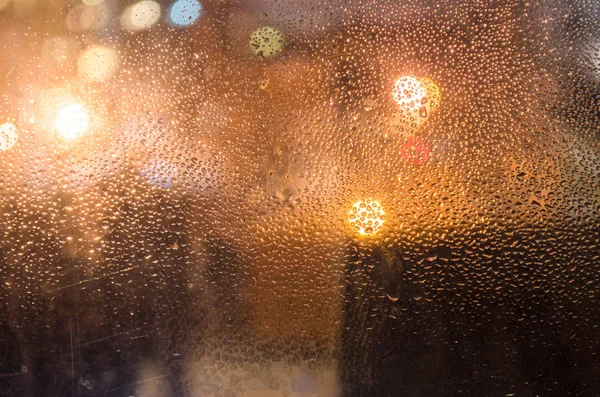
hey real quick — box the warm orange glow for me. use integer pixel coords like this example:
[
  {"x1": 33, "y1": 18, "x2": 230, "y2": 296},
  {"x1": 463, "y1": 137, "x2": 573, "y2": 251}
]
[
  {"x1": 349, "y1": 198, "x2": 386, "y2": 236},
  {"x1": 55, "y1": 103, "x2": 89, "y2": 140}
]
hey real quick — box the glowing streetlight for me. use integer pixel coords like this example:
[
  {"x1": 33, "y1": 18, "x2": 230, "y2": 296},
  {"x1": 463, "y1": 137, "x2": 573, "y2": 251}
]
[
  {"x1": 348, "y1": 198, "x2": 386, "y2": 236},
  {"x1": 55, "y1": 103, "x2": 89, "y2": 141}
]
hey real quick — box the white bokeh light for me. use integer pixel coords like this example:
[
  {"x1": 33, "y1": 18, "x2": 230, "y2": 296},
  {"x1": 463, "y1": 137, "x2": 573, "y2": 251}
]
[
  {"x1": 121, "y1": 0, "x2": 161, "y2": 31},
  {"x1": 0, "y1": 122, "x2": 18, "y2": 151},
  {"x1": 55, "y1": 103, "x2": 89, "y2": 141},
  {"x1": 393, "y1": 76, "x2": 426, "y2": 111}
]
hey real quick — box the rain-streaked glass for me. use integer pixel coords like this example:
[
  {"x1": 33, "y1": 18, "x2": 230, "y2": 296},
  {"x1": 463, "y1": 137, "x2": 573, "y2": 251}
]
[{"x1": 0, "y1": 1, "x2": 599, "y2": 396}]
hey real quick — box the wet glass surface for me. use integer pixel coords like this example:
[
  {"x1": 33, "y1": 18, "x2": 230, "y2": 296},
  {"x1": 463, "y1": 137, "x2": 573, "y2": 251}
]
[{"x1": 0, "y1": 1, "x2": 599, "y2": 396}]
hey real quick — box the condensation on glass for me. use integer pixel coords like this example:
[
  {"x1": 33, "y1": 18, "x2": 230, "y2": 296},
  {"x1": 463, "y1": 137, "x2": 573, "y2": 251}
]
[{"x1": 0, "y1": 0, "x2": 599, "y2": 396}]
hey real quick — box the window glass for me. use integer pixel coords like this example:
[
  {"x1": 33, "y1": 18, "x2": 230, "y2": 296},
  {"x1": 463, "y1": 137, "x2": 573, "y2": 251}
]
[{"x1": 0, "y1": 1, "x2": 599, "y2": 396}]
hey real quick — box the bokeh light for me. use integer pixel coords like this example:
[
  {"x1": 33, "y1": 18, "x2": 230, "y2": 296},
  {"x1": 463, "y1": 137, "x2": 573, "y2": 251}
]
[
  {"x1": 392, "y1": 76, "x2": 441, "y2": 130},
  {"x1": 55, "y1": 103, "x2": 89, "y2": 141},
  {"x1": 393, "y1": 76, "x2": 425, "y2": 111},
  {"x1": 77, "y1": 45, "x2": 119, "y2": 82},
  {"x1": 120, "y1": 0, "x2": 161, "y2": 32},
  {"x1": 348, "y1": 198, "x2": 386, "y2": 236},
  {"x1": 0, "y1": 122, "x2": 18, "y2": 152},
  {"x1": 249, "y1": 26, "x2": 285, "y2": 58},
  {"x1": 169, "y1": 0, "x2": 202, "y2": 27},
  {"x1": 419, "y1": 77, "x2": 441, "y2": 111}
]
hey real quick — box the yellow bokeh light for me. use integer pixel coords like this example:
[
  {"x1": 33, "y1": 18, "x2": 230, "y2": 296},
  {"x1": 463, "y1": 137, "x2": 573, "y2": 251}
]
[
  {"x1": 419, "y1": 77, "x2": 441, "y2": 108},
  {"x1": 0, "y1": 122, "x2": 18, "y2": 152},
  {"x1": 392, "y1": 76, "x2": 441, "y2": 130},
  {"x1": 348, "y1": 198, "x2": 386, "y2": 236},
  {"x1": 55, "y1": 103, "x2": 89, "y2": 141},
  {"x1": 249, "y1": 26, "x2": 285, "y2": 58},
  {"x1": 77, "y1": 45, "x2": 119, "y2": 82}
]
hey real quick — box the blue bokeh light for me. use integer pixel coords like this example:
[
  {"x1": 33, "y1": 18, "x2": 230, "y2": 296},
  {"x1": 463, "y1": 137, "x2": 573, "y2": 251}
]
[{"x1": 169, "y1": 0, "x2": 202, "y2": 27}]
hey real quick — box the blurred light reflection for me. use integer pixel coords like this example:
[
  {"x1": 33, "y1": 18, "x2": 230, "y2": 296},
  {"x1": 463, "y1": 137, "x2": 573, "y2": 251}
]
[
  {"x1": 55, "y1": 103, "x2": 89, "y2": 141},
  {"x1": 0, "y1": 122, "x2": 18, "y2": 151},
  {"x1": 120, "y1": 0, "x2": 161, "y2": 32},
  {"x1": 77, "y1": 45, "x2": 119, "y2": 82},
  {"x1": 391, "y1": 75, "x2": 441, "y2": 131},
  {"x1": 168, "y1": 0, "x2": 202, "y2": 27},
  {"x1": 349, "y1": 198, "x2": 385, "y2": 236},
  {"x1": 249, "y1": 26, "x2": 285, "y2": 58}
]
